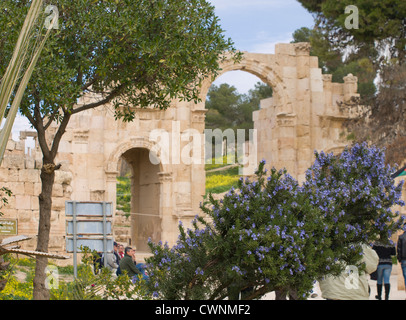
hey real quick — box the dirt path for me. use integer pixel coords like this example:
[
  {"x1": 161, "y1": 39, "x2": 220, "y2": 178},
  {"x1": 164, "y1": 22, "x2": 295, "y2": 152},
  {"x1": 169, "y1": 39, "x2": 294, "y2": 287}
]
[{"x1": 206, "y1": 163, "x2": 240, "y2": 173}]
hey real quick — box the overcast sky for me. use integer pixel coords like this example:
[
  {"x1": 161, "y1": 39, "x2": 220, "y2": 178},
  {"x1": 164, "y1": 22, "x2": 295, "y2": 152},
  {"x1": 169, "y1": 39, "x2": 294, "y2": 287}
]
[
  {"x1": 209, "y1": 0, "x2": 314, "y2": 94},
  {"x1": 12, "y1": 0, "x2": 315, "y2": 140}
]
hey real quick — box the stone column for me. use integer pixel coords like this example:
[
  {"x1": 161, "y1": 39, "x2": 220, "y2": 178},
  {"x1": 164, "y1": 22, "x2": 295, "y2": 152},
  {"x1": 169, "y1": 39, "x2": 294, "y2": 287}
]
[
  {"x1": 105, "y1": 168, "x2": 119, "y2": 215},
  {"x1": 158, "y1": 172, "x2": 176, "y2": 246},
  {"x1": 294, "y1": 43, "x2": 313, "y2": 182},
  {"x1": 343, "y1": 73, "x2": 359, "y2": 102},
  {"x1": 190, "y1": 109, "x2": 207, "y2": 214},
  {"x1": 275, "y1": 113, "x2": 297, "y2": 177}
]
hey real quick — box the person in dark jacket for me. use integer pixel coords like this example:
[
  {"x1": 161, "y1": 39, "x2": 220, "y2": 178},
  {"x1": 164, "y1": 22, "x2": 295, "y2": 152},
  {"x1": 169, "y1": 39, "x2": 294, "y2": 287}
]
[
  {"x1": 119, "y1": 247, "x2": 142, "y2": 281},
  {"x1": 397, "y1": 230, "x2": 406, "y2": 297},
  {"x1": 372, "y1": 241, "x2": 396, "y2": 300}
]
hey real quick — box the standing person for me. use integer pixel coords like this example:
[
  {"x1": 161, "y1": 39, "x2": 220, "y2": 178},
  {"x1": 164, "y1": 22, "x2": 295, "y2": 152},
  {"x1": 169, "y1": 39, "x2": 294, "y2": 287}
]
[
  {"x1": 372, "y1": 240, "x2": 397, "y2": 300},
  {"x1": 113, "y1": 242, "x2": 121, "y2": 264},
  {"x1": 114, "y1": 242, "x2": 122, "y2": 276},
  {"x1": 397, "y1": 229, "x2": 406, "y2": 298},
  {"x1": 105, "y1": 242, "x2": 120, "y2": 276}
]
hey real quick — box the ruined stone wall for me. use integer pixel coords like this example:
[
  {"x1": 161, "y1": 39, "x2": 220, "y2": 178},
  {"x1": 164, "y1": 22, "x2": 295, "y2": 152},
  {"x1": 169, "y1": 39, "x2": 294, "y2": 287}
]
[
  {"x1": 0, "y1": 133, "x2": 72, "y2": 257},
  {"x1": 252, "y1": 43, "x2": 359, "y2": 183}
]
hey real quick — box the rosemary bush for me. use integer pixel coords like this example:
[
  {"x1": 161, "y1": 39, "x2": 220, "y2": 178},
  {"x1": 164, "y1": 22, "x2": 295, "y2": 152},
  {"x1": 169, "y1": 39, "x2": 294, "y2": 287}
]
[{"x1": 146, "y1": 143, "x2": 405, "y2": 300}]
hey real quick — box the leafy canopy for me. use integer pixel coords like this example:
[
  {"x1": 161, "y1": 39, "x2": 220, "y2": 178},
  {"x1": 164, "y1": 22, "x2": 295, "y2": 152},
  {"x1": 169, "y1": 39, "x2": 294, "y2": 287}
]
[
  {"x1": 0, "y1": 0, "x2": 241, "y2": 125},
  {"x1": 297, "y1": 0, "x2": 406, "y2": 63},
  {"x1": 205, "y1": 82, "x2": 272, "y2": 140}
]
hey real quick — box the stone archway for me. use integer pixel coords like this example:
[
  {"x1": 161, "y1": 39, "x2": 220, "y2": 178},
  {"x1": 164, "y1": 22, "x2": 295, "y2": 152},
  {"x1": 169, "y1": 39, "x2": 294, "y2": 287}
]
[
  {"x1": 195, "y1": 46, "x2": 308, "y2": 180},
  {"x1": 197, "y1": 51, "x2": 293, "y2": 114},
  {"x1": 194, "y1": 43, "x2": 360, "y2": 182},
  {"x1": 105, "y1": 137, "x2": 174, "y2": 252},
  {"x1": 121, "y1": 148, "x2": 161, "y2": 251}
]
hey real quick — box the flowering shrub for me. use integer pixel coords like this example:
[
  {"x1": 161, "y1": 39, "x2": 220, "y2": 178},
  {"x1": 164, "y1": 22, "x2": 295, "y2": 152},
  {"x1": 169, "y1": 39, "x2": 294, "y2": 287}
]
[
  {"x1": 303, "y1": 143, "x2": 405, "y2": 250},
  {"x1": 145, "y1": 143, "x2": 405, "y2": 300}
]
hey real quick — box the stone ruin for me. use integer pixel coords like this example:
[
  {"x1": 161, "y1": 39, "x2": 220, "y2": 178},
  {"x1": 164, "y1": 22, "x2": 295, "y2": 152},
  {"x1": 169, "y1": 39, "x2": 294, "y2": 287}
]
[{"x1": 0, "y1": 42, "x2": 376, "y2": 262}]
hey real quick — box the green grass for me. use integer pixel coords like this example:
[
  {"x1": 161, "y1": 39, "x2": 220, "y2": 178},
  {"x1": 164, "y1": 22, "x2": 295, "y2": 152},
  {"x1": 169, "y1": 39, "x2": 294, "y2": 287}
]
[{"x1": 117, "y1": 176, "x2": 131, "y2": 213}]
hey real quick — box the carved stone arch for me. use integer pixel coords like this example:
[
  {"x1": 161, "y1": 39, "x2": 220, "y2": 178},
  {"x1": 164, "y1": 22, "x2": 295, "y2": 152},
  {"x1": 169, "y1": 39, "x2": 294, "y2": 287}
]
[
  {"x1": 105, "y1": 136, "x2": 173, "y2": 252},
  {"x1": 105, "y1": 136, "x2": 172, "y2": 174},
  {"x1": 197, "y1": 52, "x2": 293, "y2": 114}
]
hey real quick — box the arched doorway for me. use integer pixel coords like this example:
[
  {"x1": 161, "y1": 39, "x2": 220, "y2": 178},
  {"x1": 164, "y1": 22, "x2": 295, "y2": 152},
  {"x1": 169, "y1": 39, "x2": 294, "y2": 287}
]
[
  {"x1": 195, "y1": 53, "x2": 295, "y2": 178},
  {"x1": 120, "y1": 147, "x2": 162, "y2": 252},
  {"x1": 204, "y1": 70, "x2": 273, "y2": 193},
  {"x1": 197, "y1": 52, "x2": 293, "y2": 113}
]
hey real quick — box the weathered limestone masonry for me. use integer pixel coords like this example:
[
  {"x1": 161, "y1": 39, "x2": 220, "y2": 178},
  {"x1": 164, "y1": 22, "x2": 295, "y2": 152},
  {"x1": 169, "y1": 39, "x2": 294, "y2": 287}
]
[
  {"x1": 0, "y1": 43, "x2": 369, "y2": 261},
  {"x1": 241, "y1": 43, "x2": 360, "y2": 183},
  {"x1": 0, "y1": 132, "x2": 73, "y2": 255}
]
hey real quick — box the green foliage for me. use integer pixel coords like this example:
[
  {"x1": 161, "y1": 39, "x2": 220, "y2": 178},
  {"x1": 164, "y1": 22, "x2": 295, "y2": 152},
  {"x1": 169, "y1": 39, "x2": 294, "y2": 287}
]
[
  {"x1": 117, "y1": 177, "x2": 131, "y2": 214},
  {"x1": 205, "y1": 166, "x2": 240, "y2": 196},
  {"x1": 0, "y1": 276, "x2": 33, "y2": 300},
  {"x1": 205, "y1": 155, "x2": 232, "y2": 170},
  {"x1": 0, "y1": 255, "x2": 34, "y2": 299},
  {"x1": 297, "y1": 0, "x2": 406, "y2": 63},
  {"x1": 295, "y1": 1, "x2": 406, "y2": 164},
  {"x1": 0, "y1": 0, "x2": 240, "y2": 125},
  {"x1": 205, "y1": 82, "x2": 272, "y2": 140},
  {"x1": 50, "y1": 247, "x2": 150, "y2": 300},
  {"x1": 0, "y1": 0, "x2": 53, "y2": 164}
]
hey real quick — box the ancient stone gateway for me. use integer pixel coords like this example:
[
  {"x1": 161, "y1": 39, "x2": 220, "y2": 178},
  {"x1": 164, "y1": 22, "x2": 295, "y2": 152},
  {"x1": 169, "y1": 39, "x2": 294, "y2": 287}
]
[{"x1": 0, "y1": 42, "x2": 359, "y2": 258}]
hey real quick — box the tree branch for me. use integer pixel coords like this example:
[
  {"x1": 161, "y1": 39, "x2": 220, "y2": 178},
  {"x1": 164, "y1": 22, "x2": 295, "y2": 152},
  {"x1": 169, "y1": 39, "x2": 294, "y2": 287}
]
[
  {"x1": 50, "y1": 110, "x2": 71, "y2": 160},
  {"x1": 31, "y1": 102, "x2": 51, "y2": 161},
  {"x1": 71, "y1": 84, "x2": 125, "y2": 115}
]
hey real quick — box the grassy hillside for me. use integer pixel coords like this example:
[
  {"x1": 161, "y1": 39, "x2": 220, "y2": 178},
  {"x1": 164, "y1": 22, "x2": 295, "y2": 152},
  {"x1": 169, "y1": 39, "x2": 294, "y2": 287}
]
[
  {"x1": 205, "y1": 165, "x2": 240, "y2": 195},
  {"x1": 116, "y1": 157, "x2": 241, "y2": 212},
  {"x1": 117, "y1": 176, "x2": 131, "y2": 213}
]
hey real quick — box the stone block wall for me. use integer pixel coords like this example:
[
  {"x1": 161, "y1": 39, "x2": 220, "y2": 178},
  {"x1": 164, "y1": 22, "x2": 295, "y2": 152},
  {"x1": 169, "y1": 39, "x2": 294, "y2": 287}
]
[{"x1": 0, "y1": 133, "x2": 72, "y2": 258}]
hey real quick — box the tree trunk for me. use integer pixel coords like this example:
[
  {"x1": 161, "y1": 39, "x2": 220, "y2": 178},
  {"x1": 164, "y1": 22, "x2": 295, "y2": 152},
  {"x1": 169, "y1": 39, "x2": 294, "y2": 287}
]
[
  {"x1": 0, "y1": 256, "x2": 9, "y2": 292},
  {"x1": 32, "y1": 162, "x2": 56, "y2": 300},
  {"x1": 30, "y1": 109, "x2": 69, "y2": 300}
]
